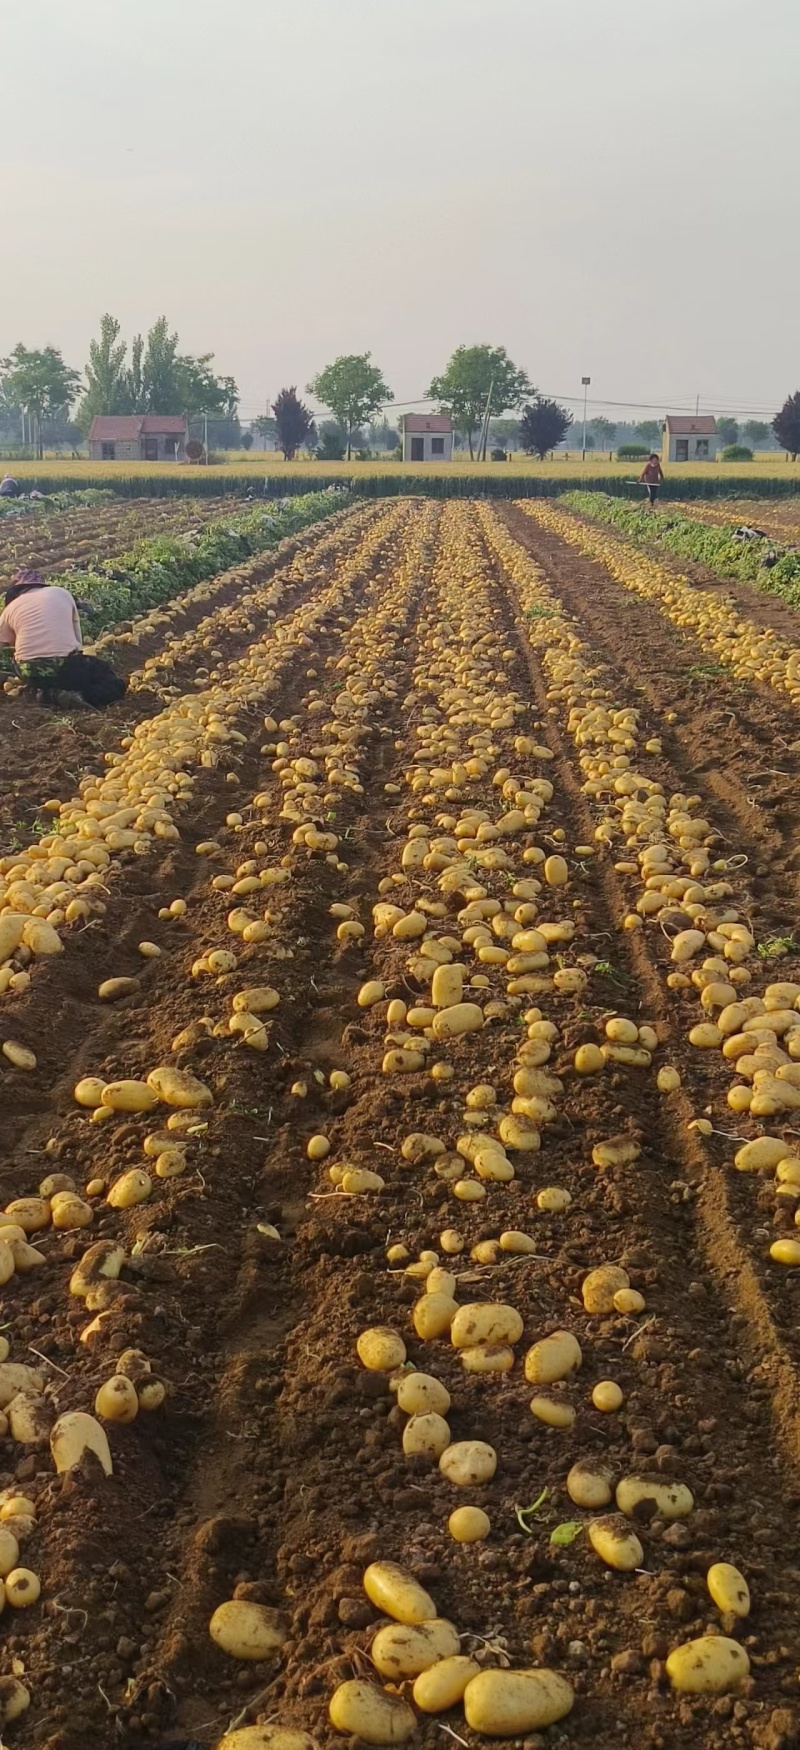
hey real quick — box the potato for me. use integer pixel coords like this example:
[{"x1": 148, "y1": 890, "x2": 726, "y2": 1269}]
[
  {"x1": 217, "y1": 1734, "x2": 316, "y2": 1750},
  {"x1": 137, "y1": 1376, "x2": 166, "y2": 1412},
  {"x1": 0, "y1": 1365, "x2": 44, "y2": 1409},
  {"x1": 588, "y1": 1514, "x2": 643, "y2": 1571},
  {"x1": 425, "y1": 1267, "x2": 457, "y2": 1297},
  {"x1": 707, "y1": 1562, "x2": 750, "y2": 1618},
  {"x1": 73, "y1": 1076, "x2": 108, "y2": 1108},
  {"x1": 107, "y1": 1169, "x2": 152, "y2": 1209},
  {"x1": 0, "y1": 1528, "x2": 19, "y2": 1578},
  {"x1": 362, "y1": 1560, "x2": 436, "y2": 1624},
  {"x1": 357, "y1": 1328, "x2": 406, "y2": 1372},
  {"x1": 329, "y1": 1680, "x2": 416, "y2": 1744},
  {"x1": 473, "y1": 1147, "x2": 515, "y2": 1183},
  {"x1": 448, "y1": 1506, "x2": 490, "y2": 1544},
  {"x1": 460, "y1": 1344, "x2": 515, "y2": 1374},
  {"x1": 430, "y1": 1002, "x2": 484, "y2": 1040},
  {"x1": 592, "y1": 1136, "x2": 640, "y2": 1169},
  {"x1": 525, "y1": 1330, "x2": 582, "y2": 1385},
  {"x1": 439, "y1": 1440, "x2": 497, "y2": 1486},
  {"x1": 657, "y1": 1065, "x2": 682, "y2": 1092},
  {"x1": 614, "y1": 1287, "x2": 646, "y2": 1314},
  {"x1": 616, "y1": 1475, "x2": 693, "y2": 1520},
  {"x1": 341, "y1": 1167, "x2": 385, "y2": 1194},
  {"x1": 450, "y1": 1303, "x2": 523, "y2": 1349},
  {"x1": 735, "y1": 1136, "x2": 790, "y2": 1173},
  {"x1": 402, "y1": 1412, "x2": 451, "y2": 1460},
  {"x1": 498, "y1": 1115, "x2": 540, "y2": 1151},
  {"x1": 414, "y1": 1654, "x2": 481, "y2": 1712},
  {"x1": 537, "y1": 1186, "x2": 572, "y2": 1212},
  {"x1": 95, "y1": 1376, "x2": 139, "y2": 1424},
  {"x1": 463, "y1": 1668, "x2": 574, "y2": 1735},
  {"x1": 50, "y1": 1410, "x2": 112, "y2": 1477},
  {"x1": 431, "y1": 963, "x2": 464, "y2": 1007},
  {"x1": 582, "y1": 1264, "x2": 629, "y2": 1314},
  {"x1": 372, "y1": 1617, "x2": 460, "y2": 1678},
  {"x1": 147, "y1": 1066, "x2": 213, "y2": 1109},
  {"x1": 8, "y1": 1393, "x2": 51, "y2": 1443},
  {"x1": 413, "y1": 1293, "x2": 457, "y2": 1340},
  {"x1": 0, "y1": 1497, "x2": 35, "y2": 1521},
  {"x1": 401, "y1": 1132, "x2": 445, "y2": 1164},
  {"x1": 529, "y1": 1394, "x2": 575, "y2": 1429},
  {"x1": 98, "y1": 977, "x2": 138, "y2": 1001},
  {"x1": 770, "y1": 1239, "x2": 800, "y2": 1266},
  {"x1": 575, "y1": 1043, "x2": 604, "y2": 1075},
  {"x1": 101, "y1": 1079, "x2": 158, "y2": 1114},
  {"x1": 209, "y1": 1599, "x2": 286, "y2": 1660},
  {"x1": 69, "y1": 1240, "x2": 125, "y2": 1299},
  {"x1": 4, "y1": 1567, "x2": 39, "y2": 1608},
  {"x1": 232, "y1": 986, "x2": 280, "y2": 1014},
  {"x1": 307, "y1": 1134, "x2": 330, "y2": 1161},
  {"x1": 666, "y1": 1635, "x2": 750, "y2": 1694},
  {"x1": 2, "y1": 1041, "x2": 37, "y2": 1072},
  {"x1": 567, "y1": 1460, "x2": 614, "y2": 1509},
  {"x1": 0, "y1": 1674, "x2": 30, "y2": 1721},
  {"x1": 592, "y1": 1380, "x2": 624, "y2": 1412},
  {"x1": 396, "y1": 1373, "x2": 450, "y2": 1416},
  {"x1": 50, "y1": 1192, "x2": 93, "y2": 1231},
  {"x1": 5, "y1": 1197, "x2": 49, "y2": 1233},
  {"x1": 155, "y1": 1147, "x2": 188, "y2": 1179}
]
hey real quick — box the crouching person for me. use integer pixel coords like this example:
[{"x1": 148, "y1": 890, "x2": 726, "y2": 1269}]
[{"x1": 0, "y1": 569, "x2": 125, "y2": 706}]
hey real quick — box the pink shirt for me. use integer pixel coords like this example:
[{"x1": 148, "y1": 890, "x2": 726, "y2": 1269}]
[{"x1": 0, "y1": 586, "x2": 82, "y2": 662}]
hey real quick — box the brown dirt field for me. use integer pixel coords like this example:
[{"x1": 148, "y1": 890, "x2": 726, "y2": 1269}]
[{"x1": 0, "y1": 501, "x2": 797, "y2": 1750}]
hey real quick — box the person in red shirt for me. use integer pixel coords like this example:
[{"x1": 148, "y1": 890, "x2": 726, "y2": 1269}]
[{"x1": 640, "y1": 452, "x2": 665, "y2": 507}]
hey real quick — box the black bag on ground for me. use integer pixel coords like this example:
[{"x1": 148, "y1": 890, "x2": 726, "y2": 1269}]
[{"x1": 56, "y1": 650, "x2": 127, "y2": 706}]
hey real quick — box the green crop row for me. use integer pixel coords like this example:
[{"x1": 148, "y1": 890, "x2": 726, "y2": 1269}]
[
  {"x1": 0, "y1": 488, "x2": 116, "y2": 520},
  {"x1": 50, "y1": 491, "x2": 350, "y2": 635},
  {"x1": 562, "y1": 492, "x2": 800, "y2": 608}
]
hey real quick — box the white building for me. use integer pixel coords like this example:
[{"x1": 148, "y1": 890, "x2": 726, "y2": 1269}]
[
  {"x1": 662, "y1": 415, "x2": 718, "y2": 464},
  {"x1": 401, "y1": 413, "x2": 453, "y2": 463}
]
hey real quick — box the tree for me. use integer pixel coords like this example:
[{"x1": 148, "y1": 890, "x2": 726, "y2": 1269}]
[
  {"x1": 316, "y1": 420, "x2": 347, "y2": 461},
  {"x1": 241, "y1": 431, "x2": 254, "y2": 451},
  {"x1": 774, "y1": 392, "x2": 800, "y2": 461},
  {"x1": 272, "y1": 387, "x2": 316, "y2": 460},
  {"x1": 519, "y1": 397, "x2": 573, "y2": 459},
  {"x1": 308, "y1": 353, "x2": 392, "y2": 459},
  {"x1": 428, "y1": 344, "x2": 532, "y2": 458},
  {"x1": 634, "y1": 420, "x2": 662, "y2": 447},
  {"x1": 591, "y1": 416, "x2": 617, "y2": 451},
  {"x1": 0, "y1": 344, "x2": 81, "y2": 457},
  {"x1": 252, "y1": 415, "x2": 277, "y2": 448},
  {"x1": 490, "y1": 417, "x2": 523, "y2": 450},
  {"x1": 369, "y1": 420, "x2": 399, "y2": 451},
  {"x1": 742, "y1": 420, "x2": 769, "y2": 448},
  {"x1": 716, "y1": 417, "x2": 739, "y2": 447},
  {"x1": 76, "y1": 313, "x2": 132, "y2": 434}
]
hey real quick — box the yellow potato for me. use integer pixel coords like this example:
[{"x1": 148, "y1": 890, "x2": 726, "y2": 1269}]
[
  {"x1": 107, "y1": 1169, "x2": 152, "y2": 1209},
  {"x1": 657, "y1": 1066, "x2": 681, "y2": 1092},
  {"x1": 582, "y1": 1264, "x2": 629, "y2": 1314},
  {"x1": 431, "y1": 963, "x2": 464, "y2": 1008},
  {"x1": 574, "y1": 1043, "x2": 604, "y2": 1075},
  {"x1": 413, "y1": 1655, "x2": 481, "y2": 1712},
  {"x1": 100, "y1": 1080, "x2": 158, "y2": 1114},
  {"x1": 567, "y1": 1460, "x2": 614, "y2": 1509},
  {"x1": 707, "y1": 1562, "x2": 750, "y2": 1618},
  {"x1": 439, "y1": 1440, "x2": 497, "y2": 1486},
  {"x1": 537, "y1": 1186, "x2": 572, "y2": 1212},
  {"x1": 358, "y1": 980, "x2": 385, "y2": 1008},
  {"x1": 329, "y1": 1681, "x2": 415, "y2": 1745},
  {"x1": 448, "y1": 1506, "x2": 490, "y2": 1544},
  {"x1": 371, "y1": 1617, "x2": 459, "y2": 1678},
  {"x1": 0, "y1": 1528, "x2": 19, "y2": 1577},
  {"x1": 460, "y1": 1344, "x2": 515, "y2": 1374},
  {"x1": 525, "y1": 1330, "x2": 582, "y2": 1385},
  {"x1": 592, "y1": 1137, "x2": 640, "y2": 1169},
  {"x1": 499, "y1": 1229, "x2": 537, "y2": 1254},
  {"x1": 396, "y1": 1373, "x2": 450, "y2": 1416},
  {"x1": 217, "y1": 1734, "x2": 315, "y2": 1750},
  {"x1": 209, "y1": 1599, "x2": 286, "y2": 1660},
  {"x1": 50, "y1": 1410, "x2": 112, "y2": 1477},
  {"x1": 73, "y1": 1076, "x2": 108, "y2": 1108},
  {"x1": 616, "y1": 1475, "x2": 693, "y2": 1520},
  {"x1": 666, "y1": 1635, "x2": 750, "y2": 1695},
  {"x1": 450, "y1": 1303, "x2": 523, "y2": 1349},
  {"x1": 588, "y1": 1514, "x2": 643, "y2": 1571},
  {"x1": 592, "y1": 1380, "x2": 624, "y2": 1412},
  {"x1": 4, "y1": 1567, "x2": 40, "y2": 1608},
  {"x1": 529, "y1": 1394, "x2": 575, "y2": 1429},
  {"x1": 463, "y1": 1668, "x2": 574, "y2": 1735},
  {"x1": 362, "y1": 1561, "x2": 436, "y2": 1625},
  {"x1": 356, "y1": 1328, "x2": 406, "y2": 1372},
  {"x1": 402, "y1": 1412, "x2": 451, "y2": 1460},
  {"x1": 4, "y1": 1198, "x2": 49, "y2": 1233},
  {"x1": 413, "y1": 1293, "x2": 457, "y2": 1340},
  {"x1": 146, "y1": 1066, "x2": 213, "y2": 1109},
  {"x1": 431, "y1": 1002, "x2": 484, "y2": 1039},
  {"x1": 95, "y1": 1376, "x2": 138, "y2": 1424},
  {"x1": 735, "y1": 1136, "x2": 788, "y2": 1172},
  {"x1": 50, "y1": 1192, "x2": 93, "y2": 1231},
  {"x1": 770, "y1": 1238, "x2": 800, "y2": 1266}
]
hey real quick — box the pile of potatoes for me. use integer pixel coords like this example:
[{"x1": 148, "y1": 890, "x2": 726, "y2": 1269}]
[
  {"x1": 481, "y1": 508, "x2": 800, "y2": 1268},
  {"x1": 526, "y1": 499, "x2": 800, "y2": 710}
]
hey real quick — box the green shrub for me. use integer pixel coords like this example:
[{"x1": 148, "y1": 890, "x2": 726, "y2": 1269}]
[
  {"x1": 616, "y1": 443, "x2": 649, "y2": 460},
  {"x1": 721, "y1": 444, "x2": 754, "y2": 461}
]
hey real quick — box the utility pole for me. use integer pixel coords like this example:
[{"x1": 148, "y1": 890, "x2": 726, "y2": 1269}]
[{"x1": 581, "y1": 376, "x2": 591, "y2": 460}]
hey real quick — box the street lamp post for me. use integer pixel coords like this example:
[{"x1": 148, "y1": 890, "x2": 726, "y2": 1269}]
[{"x1": 581, "y1": 376, "x2": 591, "y2": 461}]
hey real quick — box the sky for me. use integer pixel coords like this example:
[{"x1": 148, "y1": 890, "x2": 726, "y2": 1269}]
[{"x1": 0, "y1": 0, "x2": 796, "y2": 423}]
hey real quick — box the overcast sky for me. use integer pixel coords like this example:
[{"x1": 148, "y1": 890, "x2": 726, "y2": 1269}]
[{"x1": 1, "y1": 0, "x2": 795, "y2": 421}]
